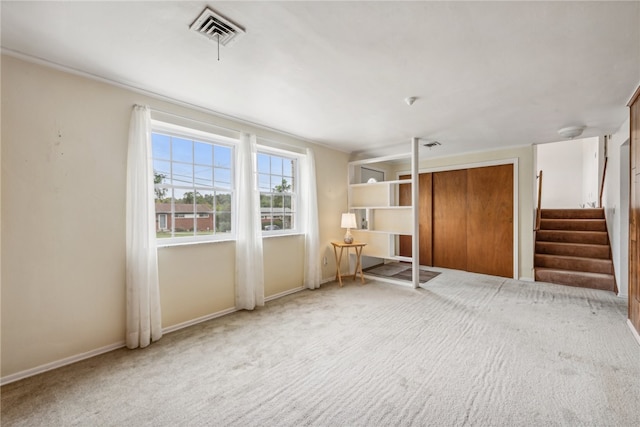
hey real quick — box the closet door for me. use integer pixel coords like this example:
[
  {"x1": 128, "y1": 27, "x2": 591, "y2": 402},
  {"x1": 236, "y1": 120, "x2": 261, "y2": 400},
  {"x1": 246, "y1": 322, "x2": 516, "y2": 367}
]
[
  {"x1": 433, "y1": 169, "x2": 468, "y2": 270},
  {"x1": 466, "y1": 164, "x2": 514, "y2": 278},
  {"x1": 398, "y1": 173, "x2": 433, "y2": 265}
]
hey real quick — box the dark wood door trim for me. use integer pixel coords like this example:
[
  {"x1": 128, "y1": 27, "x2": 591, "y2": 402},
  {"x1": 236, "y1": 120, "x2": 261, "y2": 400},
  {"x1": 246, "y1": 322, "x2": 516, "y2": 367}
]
[{"x1": 628, "y1": 85, "x2": 640, "y2": 336}]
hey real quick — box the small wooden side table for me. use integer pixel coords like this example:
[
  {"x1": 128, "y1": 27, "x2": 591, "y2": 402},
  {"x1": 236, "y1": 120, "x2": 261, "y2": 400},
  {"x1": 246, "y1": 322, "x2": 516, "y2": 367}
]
[{"x1": 331, "y1": 241, "x2": 367, "y2": 287}]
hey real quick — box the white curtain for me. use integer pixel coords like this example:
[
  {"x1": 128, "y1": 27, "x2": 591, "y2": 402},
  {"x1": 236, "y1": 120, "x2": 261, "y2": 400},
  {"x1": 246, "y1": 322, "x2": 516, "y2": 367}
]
[
  {"x1": 300, "y1": 148, "x2": 321, "y2": 289},
  {"x1": 125, "y1": 105, "x2": 163, "y2": 349},
  {"x1": 235, "y1": 133, "x2": 265, "y2": 309}
]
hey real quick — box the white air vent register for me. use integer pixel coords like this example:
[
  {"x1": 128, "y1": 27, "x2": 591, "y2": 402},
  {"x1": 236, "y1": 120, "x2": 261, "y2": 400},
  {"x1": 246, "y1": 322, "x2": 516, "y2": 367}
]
[{"x1": 190, "y1": 7, "x2": 245, "y2": 47}]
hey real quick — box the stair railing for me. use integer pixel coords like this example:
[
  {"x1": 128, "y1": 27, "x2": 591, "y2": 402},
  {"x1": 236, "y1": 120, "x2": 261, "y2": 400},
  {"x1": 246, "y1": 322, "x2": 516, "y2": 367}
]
[
  {"x1": 599, "y1": 156, "x2": 608, "y2": 208},
  {"x1": 535, "y1": 170, "x2": 543, "y2": 231}
]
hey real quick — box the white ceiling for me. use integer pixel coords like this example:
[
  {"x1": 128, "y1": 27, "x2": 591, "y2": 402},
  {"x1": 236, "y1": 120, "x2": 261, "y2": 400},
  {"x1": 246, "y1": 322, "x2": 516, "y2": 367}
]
[{"x1": 2, "y1": 1, "x2": 639, "y2": 157}]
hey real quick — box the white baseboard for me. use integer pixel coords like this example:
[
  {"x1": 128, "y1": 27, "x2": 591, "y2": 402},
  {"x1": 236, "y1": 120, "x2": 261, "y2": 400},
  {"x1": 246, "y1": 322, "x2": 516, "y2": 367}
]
[
  {"x1": 162, "y1": 307, "x2": 238, "y2": 334},
  {"x1": 1, "y1": 341, "x2": 125, "y2": 386},
  {"x1": 321, "y1": 276, "x2": 335, "y2": 285},
  {"x1": 519, "y1": 276, "x2": 535, "y2": 282},
  {"x1": 1, "y1": 288, "x2": 316, "y2": 386},
  {"x1": 265, "y1": 286, "x2": 305, "y2": 302},
  {"x1": 627, "y1": 319, "x2": 640, "y2": 347}
]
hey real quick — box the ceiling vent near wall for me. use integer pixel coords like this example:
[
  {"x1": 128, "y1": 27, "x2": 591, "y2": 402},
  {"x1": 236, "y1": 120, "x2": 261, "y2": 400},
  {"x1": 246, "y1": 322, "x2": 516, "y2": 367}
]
[{"x1": 190, "y1": 7, "x2": 245, "y2": 47}]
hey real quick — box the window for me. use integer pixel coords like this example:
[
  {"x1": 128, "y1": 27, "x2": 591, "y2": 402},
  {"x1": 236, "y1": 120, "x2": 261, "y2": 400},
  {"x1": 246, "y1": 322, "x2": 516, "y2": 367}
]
[
  {"x1": 151, "y1": 124, "x2": 234, "y2": 242},
  {"x1": 257, "y1": 150, "x2": 298, "y2": 233}
]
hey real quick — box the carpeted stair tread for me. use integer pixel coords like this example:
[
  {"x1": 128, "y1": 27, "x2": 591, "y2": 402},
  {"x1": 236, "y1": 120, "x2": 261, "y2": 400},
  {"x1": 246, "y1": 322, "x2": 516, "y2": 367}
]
[
  {"x1": 535, "y1": 241, "x2": 610, "y2": 259},
  {"x1": 534, "y1": 253, "x2": 613, "y2": 274},
  {"x1": 536, "y1": 229, "x2": 609, "y2": 245},
  {"x1": 535, "y1": 208, "x2": 614, "y2": 292},
  {"x1": 539, "y1": 218, "x2": 607, "y2": 232},
  {"x1": 540, "y1": 208, "x2": 605, "y2": 219},
  {"x1": 534, "y1": 268, "x2": 615, "y2": 292}
]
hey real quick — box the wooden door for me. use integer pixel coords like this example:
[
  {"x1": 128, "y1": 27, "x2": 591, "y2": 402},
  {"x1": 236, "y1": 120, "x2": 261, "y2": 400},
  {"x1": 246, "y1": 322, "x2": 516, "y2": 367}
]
[
  {"x1": 399, "y1": 173, "x2": 433, "y2": 265},
  {"x1": 433, "y1": 169, "x2": 468, "y2": 270},
  {"x1": 466, "y1": 164, "x2": 514, "y2": 278},
  {"x1": 629, "y1": 86, "x2": 640, "y2": 336}
]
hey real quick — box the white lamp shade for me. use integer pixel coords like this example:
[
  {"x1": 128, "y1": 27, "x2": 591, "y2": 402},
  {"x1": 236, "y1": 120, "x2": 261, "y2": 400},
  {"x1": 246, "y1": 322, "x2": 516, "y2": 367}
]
[{"x1": 341, "y1": 213, "x2": 357, "y2": 229}]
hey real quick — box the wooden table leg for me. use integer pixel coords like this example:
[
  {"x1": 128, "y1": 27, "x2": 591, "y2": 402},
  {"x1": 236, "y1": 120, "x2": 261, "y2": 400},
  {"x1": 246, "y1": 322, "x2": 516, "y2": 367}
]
[
  {"x1": 333, "y1": 244, "x2": 344, "y2": 287},
  {"x1": 354, "y1": 245, "x2": 365, "y2": 284}
]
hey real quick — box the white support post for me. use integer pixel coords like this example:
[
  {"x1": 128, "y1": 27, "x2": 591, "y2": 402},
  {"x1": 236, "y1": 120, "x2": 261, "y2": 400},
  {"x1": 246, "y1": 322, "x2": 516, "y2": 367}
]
[{"x1": 411, "y1": 137, "x2": 420, "y2": 288}]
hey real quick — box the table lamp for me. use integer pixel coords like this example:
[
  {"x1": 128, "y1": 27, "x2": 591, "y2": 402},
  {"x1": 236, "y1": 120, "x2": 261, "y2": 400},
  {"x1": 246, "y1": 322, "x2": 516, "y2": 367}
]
[{"x1": 341, "y1": 213, "x2": 357, "y2": 244}]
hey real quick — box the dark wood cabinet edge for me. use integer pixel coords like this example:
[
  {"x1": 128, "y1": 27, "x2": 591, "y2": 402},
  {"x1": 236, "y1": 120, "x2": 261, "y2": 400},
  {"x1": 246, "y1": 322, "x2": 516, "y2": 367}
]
[{"x1": 627, "y1": 85, "x2": 640, "y2": 107}]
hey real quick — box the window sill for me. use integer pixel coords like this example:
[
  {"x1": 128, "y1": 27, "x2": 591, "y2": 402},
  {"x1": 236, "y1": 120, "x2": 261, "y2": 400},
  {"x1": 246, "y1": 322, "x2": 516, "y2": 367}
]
[
  {"x1": 156, "y1": 231, "x2": 304, "y2": 248},
  {"x1": 262, "y1": 231, "x2": 305, "y2": 239},
  {"x1": 156, "y1": 236, "x2": 236, "y2": 248}
]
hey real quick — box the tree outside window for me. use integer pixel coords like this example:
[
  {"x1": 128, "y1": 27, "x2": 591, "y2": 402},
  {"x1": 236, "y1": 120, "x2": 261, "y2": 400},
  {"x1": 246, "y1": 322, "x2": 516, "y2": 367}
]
[
  {"x1": 152, "y1": 131, "x2": 233, "y2": 241},
  {"x1": 257, "y1": 152, "x2": 297, "y2": 231}
]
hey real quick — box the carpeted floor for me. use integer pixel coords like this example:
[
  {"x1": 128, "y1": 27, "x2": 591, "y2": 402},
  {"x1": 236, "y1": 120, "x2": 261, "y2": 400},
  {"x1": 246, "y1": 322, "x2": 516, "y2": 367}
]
[
  {"x1": 364, "y1": 263, "x2": 441, "y2": 283},
  {"x1": 2, "y1": 270, "x2": 639, "y2": 426}
]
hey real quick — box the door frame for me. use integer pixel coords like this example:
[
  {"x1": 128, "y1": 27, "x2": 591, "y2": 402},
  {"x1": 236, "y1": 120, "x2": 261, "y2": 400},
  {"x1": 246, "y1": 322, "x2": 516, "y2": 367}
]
[{"x1": 397, "y1": 158, "x2": 519, "y2": 280}]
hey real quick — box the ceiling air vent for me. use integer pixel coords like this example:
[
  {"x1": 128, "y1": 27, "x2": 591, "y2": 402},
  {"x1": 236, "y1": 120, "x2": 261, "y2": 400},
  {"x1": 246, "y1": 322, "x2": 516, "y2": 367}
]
[{"x1": 190, "y1": 7, "x2": 245, "y2": 47}]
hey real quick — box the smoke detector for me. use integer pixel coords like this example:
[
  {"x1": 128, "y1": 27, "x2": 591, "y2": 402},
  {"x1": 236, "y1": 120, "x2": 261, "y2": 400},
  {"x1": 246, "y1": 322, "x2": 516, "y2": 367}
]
[
  {"x1": 558, "y1": 125, "x2": 585, "y2": 139},
  {"x1": 190, "y1": 7, "x2": 245, "y2": 47},
  {"x1": 405, "y1": 96, "x2": 418, "y2": 106}
]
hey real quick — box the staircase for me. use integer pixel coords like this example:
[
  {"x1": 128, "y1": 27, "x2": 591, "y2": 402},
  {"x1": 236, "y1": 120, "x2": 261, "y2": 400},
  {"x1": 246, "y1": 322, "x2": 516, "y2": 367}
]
[{"x1": 534, "y1": 208, "x2": 616, "y2": 292}]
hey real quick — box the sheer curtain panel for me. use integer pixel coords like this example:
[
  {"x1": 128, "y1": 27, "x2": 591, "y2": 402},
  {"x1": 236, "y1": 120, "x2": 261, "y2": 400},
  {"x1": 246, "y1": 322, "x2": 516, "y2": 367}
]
[
  {"x1": 125, "y1": 105, "x2": 162, "y2": 349},
  {"x1": 300, "y1": 148, "x2": 321, "y2": 289},
  {"x1": 235, "y1": 133, "x2": 265, "y2": 309}
]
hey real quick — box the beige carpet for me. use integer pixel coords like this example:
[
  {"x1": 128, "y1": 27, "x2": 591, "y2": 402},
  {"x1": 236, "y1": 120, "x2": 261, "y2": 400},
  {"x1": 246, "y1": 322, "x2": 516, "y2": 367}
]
[{"x1": 2, "y1": 270, "x2": 639, "y2": 426}]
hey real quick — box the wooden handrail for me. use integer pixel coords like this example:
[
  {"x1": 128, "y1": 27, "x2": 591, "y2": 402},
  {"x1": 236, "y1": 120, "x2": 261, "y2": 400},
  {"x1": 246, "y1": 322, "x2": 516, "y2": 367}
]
[
  {"x1": 599, "y1": 156, "x2": 608, "y2": 208},
  {"x1": 535, "y1": 170, "x2": 543, "y2": 231}
]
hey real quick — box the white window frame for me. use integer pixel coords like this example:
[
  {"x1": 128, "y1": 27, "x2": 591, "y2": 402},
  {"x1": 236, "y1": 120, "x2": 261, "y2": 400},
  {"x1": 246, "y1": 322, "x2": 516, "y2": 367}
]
[
  {"x1": 151, "y1": 120, "x2": 238, "y2": 246},
  {"x1": 256, "y1": 145, "x2": 302, "y2": 237}
]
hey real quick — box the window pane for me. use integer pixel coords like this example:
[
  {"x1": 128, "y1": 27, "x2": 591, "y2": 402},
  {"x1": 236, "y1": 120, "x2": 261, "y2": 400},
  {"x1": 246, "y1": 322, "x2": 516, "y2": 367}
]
[
  {"x1": 215, "y1": 192, "x2": 232, "y2": 212},
  {"x1": 154, "y1": 186, "x2": 170, "y2": 204},
  {"x1": 283, "y1": 159, "x2": 293, "y2": 177},
  {"x1": 270, "y1": 156, "x2": 283, "y2": 175},
  {"x1": 273, "y1": 194, "x2": 284, "y2": 209},
  {"x1": 153, "y1": 160, "x2": 171, "y2": 185},
  {"x1": 214, "y1": 145, "x2": 231, "y2": 168},
  {"x1": 258, "y1": 174, "x2": 271, "y2": 192},
  {"x1": 194, "y1": 165, "x2": 213, "y2": 187},
  {"x1": 173, "y1": 162, "x2": 193, "y2": 186},
  {"x1": 271, "y1": 176, "x2": 282, "y2": 192},
  {"x1": 197, "y1": 190, "x2": 215, "y2": 235},
  {"x1": 194, "y1": 142, "x2": 213, "y2": 166},
  {"x1": 214, "y1": 168, "x2": 232, "y2": 189},
  {"x1": 284, "y1": 175, "x2": 294, "y2": 191},
  {"x1": 173, "y1": 188, "x2": 195, "y2": 236},
  {"x1": 155, "y1": 200, "x2": 171, "y2": 238},
  {"x1": 215, "y1": 212, "x2": 231, "y2": 233},
  {"x1": 152, "y1": 134, "x2": 171, "y2": 160},
  {"x1": 283, "y1": 215, "x2": 293, "y2": 230},
  {"x1": 260, "y1": 194, "x2": 272, "y2": 209},
  {"x1": 172, "y1": 137, "x2": 193, "y2": 163},
  {"x1": 257, "y1": 153, "x2": 270, "y2": 174}
]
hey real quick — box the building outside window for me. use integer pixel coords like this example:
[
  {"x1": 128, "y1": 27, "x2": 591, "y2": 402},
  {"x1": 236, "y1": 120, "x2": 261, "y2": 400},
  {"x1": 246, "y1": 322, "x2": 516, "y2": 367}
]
[
  {"x1": 257, "y1": 150, "x2": 297, "y2": 233},
  {"x1": 151, "y1": 123, "x2": 234, "y2": 243}
]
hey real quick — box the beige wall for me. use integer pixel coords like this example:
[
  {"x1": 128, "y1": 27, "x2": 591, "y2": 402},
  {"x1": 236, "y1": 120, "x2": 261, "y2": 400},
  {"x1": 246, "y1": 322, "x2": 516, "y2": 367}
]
[{"x1": 1, "y1": 55, "x2": 349, "y2": 379}]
